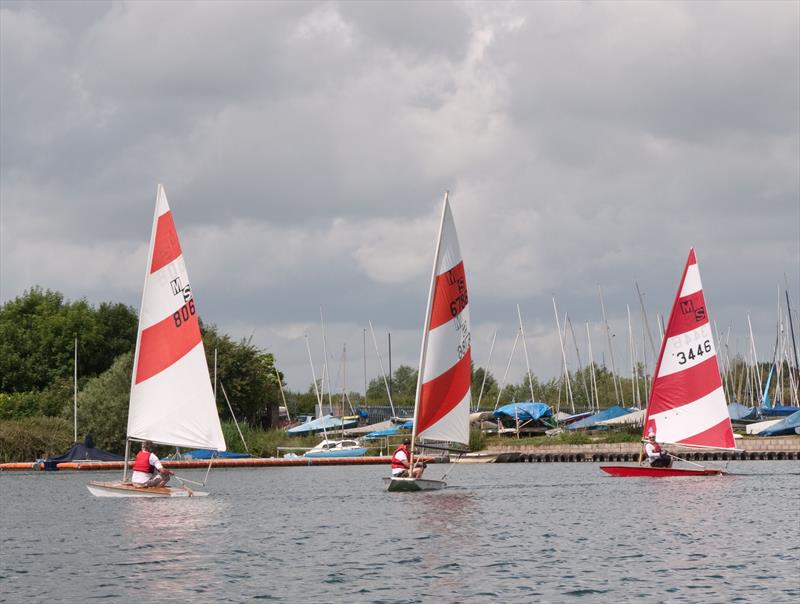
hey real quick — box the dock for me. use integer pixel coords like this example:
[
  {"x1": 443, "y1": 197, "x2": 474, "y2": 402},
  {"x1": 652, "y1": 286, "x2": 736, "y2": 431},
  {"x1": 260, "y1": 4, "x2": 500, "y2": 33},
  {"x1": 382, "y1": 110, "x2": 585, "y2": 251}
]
[{"x1": 487, "y1": 436, "x2": 800, "y2": 463}]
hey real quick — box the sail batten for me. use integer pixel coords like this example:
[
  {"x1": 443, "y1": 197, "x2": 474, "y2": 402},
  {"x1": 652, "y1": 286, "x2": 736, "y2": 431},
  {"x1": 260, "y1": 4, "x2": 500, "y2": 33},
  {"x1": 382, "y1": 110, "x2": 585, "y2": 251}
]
[
  {"x1": 413, "y1": 194, "x2": 471, "y2": 446},
  {"x1": 127, "y1": 185, "x2": 226, "y2": 452},
  {"x1": 643, "y1": 248, "x2": 735, "y2": 450}
]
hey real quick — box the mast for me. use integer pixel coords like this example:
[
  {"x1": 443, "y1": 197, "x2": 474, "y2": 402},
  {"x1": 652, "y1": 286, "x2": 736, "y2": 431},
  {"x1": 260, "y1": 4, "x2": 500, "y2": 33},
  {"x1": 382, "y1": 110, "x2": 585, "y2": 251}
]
[
  {"x1": 517, "y1": 304, "x2": 536, "y2": 402},
  {"x1": 73, "y1": 335, "x2": 78, "y2": 443},
  {"x1": 368, "y1": 320, "x2": 395, "y2": 417},
  {"x1": 494, "y1": 331, "x2": 520, "y2": 411},
  {"x1": 568, "y1": 317, "x2": 591, "y2": 410},
  {"x1": 586, "y1": 322, "x2": 599, "y2": 412},
  {"x1": 363, "y1": 328, "x2": 368, "y2": 409},
  {"x1": 476, "y1": 330, "x2": 497, "y2": 411},
  {"x1": 320, "y1": 306, "x2": 333, "y2": 415},
  {"x1": 747, "y1": 313, "x2": 763, "y2": 406},
  {"x1": 599, "y1": 286, "x2": 622, "y2": 406},
  {"x1": 786, "y1": 285, "x2": 800, "y2": 374},
  {"x1": 553, "y1": 297, "x2": 575, "y2": 414},
  {"x1": 305, "y1": 334, "x2": 327, "y2": 440},
  {"x1": 627, "y1": 304, "x2": 640, "y2": 408},
  {"x1": 410, "y1": 192, "x2": 450, "y2": 469}
]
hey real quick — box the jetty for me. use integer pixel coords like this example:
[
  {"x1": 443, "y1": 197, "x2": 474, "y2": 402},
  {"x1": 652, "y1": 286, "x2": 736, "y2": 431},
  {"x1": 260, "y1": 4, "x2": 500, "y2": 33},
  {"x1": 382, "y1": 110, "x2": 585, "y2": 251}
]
[{"x1": 487, "y1": 436, "x2": 800, "y2": 463}]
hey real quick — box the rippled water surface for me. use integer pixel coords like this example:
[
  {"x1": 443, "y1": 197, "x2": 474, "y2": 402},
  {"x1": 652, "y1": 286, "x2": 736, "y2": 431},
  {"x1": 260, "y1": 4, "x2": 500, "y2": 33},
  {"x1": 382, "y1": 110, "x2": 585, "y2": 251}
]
[{"x1": 1, "y1": 461, "x2": 798, "y2": 603}]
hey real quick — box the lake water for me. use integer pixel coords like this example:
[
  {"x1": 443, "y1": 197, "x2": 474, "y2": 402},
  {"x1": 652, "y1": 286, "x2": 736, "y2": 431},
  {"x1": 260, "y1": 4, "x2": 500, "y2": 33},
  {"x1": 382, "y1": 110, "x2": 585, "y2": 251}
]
[{"x1": 1, "y1": 461, "x2": 798, "y2": 603}]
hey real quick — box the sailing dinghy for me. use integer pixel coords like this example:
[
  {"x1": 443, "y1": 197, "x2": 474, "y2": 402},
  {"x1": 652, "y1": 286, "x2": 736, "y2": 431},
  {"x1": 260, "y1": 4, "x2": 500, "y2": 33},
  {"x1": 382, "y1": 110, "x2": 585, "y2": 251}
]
[
  {"x1": 386, "y1": 193, "x2": 471, "y2": 492},
  {"x1": 87, "y1": 185, "x2": 226, "y2": 497},
  {"x1": 601, "y1": 249, "x2": 735, "y2": 477}
]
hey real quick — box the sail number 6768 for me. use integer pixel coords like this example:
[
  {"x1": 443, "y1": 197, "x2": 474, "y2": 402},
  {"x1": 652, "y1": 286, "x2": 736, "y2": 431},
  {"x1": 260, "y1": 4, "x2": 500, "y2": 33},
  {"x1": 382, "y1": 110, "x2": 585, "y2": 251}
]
[{"x1": 676, "y1": 339, "x2": 711, "y2": 365}]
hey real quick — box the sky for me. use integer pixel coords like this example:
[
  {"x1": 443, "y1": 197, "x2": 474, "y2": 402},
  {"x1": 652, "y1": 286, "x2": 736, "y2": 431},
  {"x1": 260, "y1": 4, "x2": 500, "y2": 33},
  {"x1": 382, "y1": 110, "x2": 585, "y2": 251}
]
[{"x1": 1, "y1": 1, "x2": 798, "y2": 394}]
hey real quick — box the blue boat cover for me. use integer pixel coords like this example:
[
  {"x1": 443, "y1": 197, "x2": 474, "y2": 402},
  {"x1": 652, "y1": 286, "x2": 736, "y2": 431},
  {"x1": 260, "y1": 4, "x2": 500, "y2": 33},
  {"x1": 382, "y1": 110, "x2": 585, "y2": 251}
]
[
  {"x1": 287, "y1": 415, "x2": 358, "y2": 435},
  {"x1": 760, "y1": 405, "x2": 800, "y2": 417},
  {"x1": 566, "y1": 405, "x2": 632, "y2": 430},
  {"x1": 758, "y1": 410, "x2": 800, "y2": 436},
  {"x1": 400, "y1": 420, "x2": 414, "y2": 430},
  {"x1": 363, "y1": 426, "x2": 401, "y2": 439},
  {"x1": 728, "y1": 402, "x2": 758, "y2": 421},
  {"x1": 182, "y1": 449, "x2": 250, "y2": 459},
  {"x1": 493, "y1": 402, "x2": 553, "y2": 422}
]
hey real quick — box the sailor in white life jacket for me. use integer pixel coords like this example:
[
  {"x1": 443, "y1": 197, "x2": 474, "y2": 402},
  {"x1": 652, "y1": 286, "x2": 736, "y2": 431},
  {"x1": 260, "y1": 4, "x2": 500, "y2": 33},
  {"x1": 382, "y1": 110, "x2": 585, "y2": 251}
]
[{"x1": 644, "y1": 431, "x2": 672, "y2": 468}]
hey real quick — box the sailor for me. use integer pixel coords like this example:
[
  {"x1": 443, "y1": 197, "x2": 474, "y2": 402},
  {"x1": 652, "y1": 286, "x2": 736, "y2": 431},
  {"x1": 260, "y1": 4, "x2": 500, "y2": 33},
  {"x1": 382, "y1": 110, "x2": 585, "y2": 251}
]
[
  {"x1": 131, "y1": 440, "x2": 174, "y2": 487},
  {"x1": 390, "y1": 437, "x2": 424, "y2": 479},
  {"x1": 644, "y1": 431, "x2": 672, "y2": 468}
]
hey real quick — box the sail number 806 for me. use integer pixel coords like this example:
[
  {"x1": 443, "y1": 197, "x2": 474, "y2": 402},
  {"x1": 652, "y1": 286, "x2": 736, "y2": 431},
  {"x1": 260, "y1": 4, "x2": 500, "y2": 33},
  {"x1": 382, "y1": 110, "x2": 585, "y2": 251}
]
[
  {"x1": 172, "y1": 300, "x2": 196, "y2": 328},
  {"x1": 676, "y1": 339, "x2": 711, "y2": 365}
]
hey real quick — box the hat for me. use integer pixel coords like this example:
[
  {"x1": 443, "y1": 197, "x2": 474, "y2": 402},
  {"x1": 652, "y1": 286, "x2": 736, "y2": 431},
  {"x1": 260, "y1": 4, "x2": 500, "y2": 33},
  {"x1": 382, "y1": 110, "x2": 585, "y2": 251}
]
[
  {"x1": 647, "y1": 430, "x2": 656, "y2": 440},
  {"x1": 402, "y1": 438, "x2": 411, "y2": 445}
]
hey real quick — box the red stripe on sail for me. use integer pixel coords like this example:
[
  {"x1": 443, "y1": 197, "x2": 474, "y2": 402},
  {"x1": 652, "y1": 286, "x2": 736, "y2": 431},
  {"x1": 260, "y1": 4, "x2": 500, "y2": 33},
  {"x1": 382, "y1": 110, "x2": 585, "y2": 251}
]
[
  {"x1": 417, "y1": 348, "x2": 471, "y2": 434},
  {"x1": 150, "y1": 211, "x2": 183, "y2": 274},
  {"x1": 664, "y1": 290, "x2": 710, "y2": 338},
  {"x1": 135, "y1": 303, "x2": 202, "y2": 384},
  {"x1": 429, "y1": 261, "x2": 468, "y2": 331},
  {"x1": 677, "y1": 417, "x2": 736, "y2": 449},
  {"x1": 648, "y1": 356, "x2": 722, "y2": 415}
]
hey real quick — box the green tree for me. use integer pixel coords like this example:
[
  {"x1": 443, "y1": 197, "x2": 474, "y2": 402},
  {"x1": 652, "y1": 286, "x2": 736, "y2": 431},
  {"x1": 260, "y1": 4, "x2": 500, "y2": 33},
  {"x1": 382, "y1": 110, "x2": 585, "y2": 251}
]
[
  {"x1": 78, "y1": 352, "x2": 133, "y2": 453},
  {"x1": 202, "y1": 325, "x2": 282, "y2": 427},
  {"x1": 0, "y1": 287, "x2": 136, "y2": 394}
]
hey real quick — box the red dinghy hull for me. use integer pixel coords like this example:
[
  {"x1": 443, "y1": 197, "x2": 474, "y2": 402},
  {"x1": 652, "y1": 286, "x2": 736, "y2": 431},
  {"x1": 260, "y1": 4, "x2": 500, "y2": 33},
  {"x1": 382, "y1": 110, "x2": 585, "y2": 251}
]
[{"x1": 600, "y1": 465, "x2": 725, "y2": 477}]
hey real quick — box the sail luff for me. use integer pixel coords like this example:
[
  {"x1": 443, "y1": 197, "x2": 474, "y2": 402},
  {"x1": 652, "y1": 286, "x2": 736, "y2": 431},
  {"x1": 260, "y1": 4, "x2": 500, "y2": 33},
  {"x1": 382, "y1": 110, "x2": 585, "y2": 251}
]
[
  {"x1": 413, "y1": 193, "x2": 471, "y2": 446},
  {"x1": 411, "y1": 192, "x2": 450, "y2": 451},
  {"x1": 642, "y1": 249, "x2": 735, "y2": 449},
  {"x1": 127, "y1": 184, "x2": 163, "y2": 440}
]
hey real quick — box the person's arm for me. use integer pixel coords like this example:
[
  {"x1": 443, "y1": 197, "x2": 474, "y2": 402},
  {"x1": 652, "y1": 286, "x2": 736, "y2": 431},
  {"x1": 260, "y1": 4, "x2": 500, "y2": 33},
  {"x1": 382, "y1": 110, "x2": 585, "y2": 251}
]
[{"x1": 150, "y1": 453, "x2": 172, "y2": 475}]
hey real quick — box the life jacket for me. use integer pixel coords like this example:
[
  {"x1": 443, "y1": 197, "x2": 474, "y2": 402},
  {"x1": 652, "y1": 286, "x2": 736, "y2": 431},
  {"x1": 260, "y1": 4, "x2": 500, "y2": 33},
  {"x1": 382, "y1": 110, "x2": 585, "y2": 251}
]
[
  {"x1": 648, "y1": 441, "x2": 662, "y2": 455},
  {"x1": 132, "y1": 450, "x2": 155, "y2": 474},
  {"x1": 391, "y1": 445, "x2": 409, "y2": 469}
]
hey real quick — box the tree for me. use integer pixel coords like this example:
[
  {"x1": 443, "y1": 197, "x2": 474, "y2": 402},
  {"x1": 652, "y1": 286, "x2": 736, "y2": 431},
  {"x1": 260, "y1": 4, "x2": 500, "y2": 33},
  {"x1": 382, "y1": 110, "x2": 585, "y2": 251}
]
[
  {"x1": 78, "y1": 352, "x2": 133, "y2": 453},
  {"x1": 0, "y1": 288, "x2": 136, "y2": 394},
  {"x1": 201, "y1": 325, "x2": 282, "y2": 428}
]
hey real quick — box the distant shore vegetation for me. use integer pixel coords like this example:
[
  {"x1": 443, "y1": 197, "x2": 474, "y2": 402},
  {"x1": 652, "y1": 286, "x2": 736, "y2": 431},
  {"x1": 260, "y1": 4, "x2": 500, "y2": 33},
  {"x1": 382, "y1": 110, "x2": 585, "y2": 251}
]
[{"x1": 0, "y1": 287, "x2": 789, "y2": 461}]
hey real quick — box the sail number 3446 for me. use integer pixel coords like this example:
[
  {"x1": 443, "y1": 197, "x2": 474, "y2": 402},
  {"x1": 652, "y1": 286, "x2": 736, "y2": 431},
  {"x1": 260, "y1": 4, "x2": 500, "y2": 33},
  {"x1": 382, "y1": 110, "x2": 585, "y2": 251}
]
[{"x1": 675, "y1": 339, "x2": 711, "y2": 365}]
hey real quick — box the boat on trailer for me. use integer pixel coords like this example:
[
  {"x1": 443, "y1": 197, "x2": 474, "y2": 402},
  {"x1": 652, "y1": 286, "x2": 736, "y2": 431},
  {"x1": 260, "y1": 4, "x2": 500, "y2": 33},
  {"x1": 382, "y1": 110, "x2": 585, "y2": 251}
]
[
  {"x1": 601, "y1": 249, "x2": 736, "y2": 478},
  {"x1": 386, "y1": 192, "x2": 472, "y2": 493},
  {"x1": 87, "y1": 185, "x2": 226, "y2": 498}
]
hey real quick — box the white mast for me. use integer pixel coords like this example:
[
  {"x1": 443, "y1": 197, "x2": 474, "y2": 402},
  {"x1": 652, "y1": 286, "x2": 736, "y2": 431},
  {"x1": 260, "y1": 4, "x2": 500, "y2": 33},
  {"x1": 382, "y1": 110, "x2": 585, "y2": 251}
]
[
  {"x1": 475, "y1": 330, "x2": 497, "y2": 411},
  {"x1": 494, "y1": 330, "x2": 519, "y2": 411},
  {"x1": 553, "y1": 297, "x2": 575, "y2": 414},
  {"x1": 368, "y1": 320, "x2": 396, "y2": 417},
  {"x1": 305, "y1": 335, "x2": 327, "y2": 439},
  {"x1": 73, "y1": 336, "x2": 78, "y2": 443},
  {"x1": 517, "y1": 304, "x2": 536, "y2": 402},
  {"x1": 599, "y1": 286, "x2": 622, "y2": 406},
  {"x1": 586, "y1": 322, "x2": 599, "y2": 411}
]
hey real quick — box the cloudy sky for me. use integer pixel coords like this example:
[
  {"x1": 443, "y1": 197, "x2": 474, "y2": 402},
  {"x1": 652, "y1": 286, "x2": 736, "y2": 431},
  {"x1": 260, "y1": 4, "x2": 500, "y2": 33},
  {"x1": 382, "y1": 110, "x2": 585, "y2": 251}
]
[{"x1": 2, "y1": 1, "x2": 798, "y2": 394}]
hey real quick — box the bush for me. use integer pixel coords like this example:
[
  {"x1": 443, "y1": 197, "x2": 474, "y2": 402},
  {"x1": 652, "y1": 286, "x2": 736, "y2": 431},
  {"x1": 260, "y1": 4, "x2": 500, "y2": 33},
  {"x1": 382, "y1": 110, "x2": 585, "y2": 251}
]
[{"x1": 0, "y1": 416, "x2": 73, "y2": 462}]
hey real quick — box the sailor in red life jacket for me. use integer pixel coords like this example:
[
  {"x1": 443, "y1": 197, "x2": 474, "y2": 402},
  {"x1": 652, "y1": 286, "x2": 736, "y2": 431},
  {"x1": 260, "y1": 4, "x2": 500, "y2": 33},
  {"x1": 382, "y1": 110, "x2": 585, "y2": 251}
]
[
  {"x1": 391, "y1": 438, "x2": 424, "y2": 479},
  {"x1": 644, "y1": 431, "x2": 672, "y2": 468},
  {"x1": 131, "y1": 440, "x2": 174, "y2": 487}
]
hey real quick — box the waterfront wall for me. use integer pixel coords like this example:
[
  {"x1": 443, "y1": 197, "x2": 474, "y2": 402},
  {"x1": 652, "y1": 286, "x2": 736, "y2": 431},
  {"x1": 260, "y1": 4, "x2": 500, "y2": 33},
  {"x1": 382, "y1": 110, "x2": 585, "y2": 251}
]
[{"x1": 486, "y1": 436, "x2": 800, "y2": 463}]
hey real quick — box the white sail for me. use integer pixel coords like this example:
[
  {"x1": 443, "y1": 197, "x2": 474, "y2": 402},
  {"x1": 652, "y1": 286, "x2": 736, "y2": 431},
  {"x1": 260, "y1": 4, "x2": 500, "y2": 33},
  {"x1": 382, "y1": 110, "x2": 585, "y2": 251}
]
[
  {"x1": 413, "y1": 193, "x2": 471, "y2": 445},
  {"x1": 126, "y1": 185, "x2": 226, "y2": 451}
]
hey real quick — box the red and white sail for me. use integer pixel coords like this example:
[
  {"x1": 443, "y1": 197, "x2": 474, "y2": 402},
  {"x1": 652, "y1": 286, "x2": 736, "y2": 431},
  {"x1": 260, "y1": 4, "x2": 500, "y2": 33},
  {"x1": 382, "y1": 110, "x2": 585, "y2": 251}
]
[
  {"x1": 126, "y1": 185, "x2": 226, "y2": 451},
  {"x1": 643, "y1": 249, "x2": 735, "y2": 449},
  {"x1": 413, "y1": 193, "x2": 471, "y2": 446}
]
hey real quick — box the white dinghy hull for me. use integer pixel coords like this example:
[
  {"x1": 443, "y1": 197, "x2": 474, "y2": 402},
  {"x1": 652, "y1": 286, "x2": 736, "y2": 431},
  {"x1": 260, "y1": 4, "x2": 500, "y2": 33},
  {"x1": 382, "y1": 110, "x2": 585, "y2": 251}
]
[
  {"x1": 384, "y1": 477, "x2": 446, "y2": 492},
  {"x1": 86, "y1": 481, "x2": 207, "y2": 498}
]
